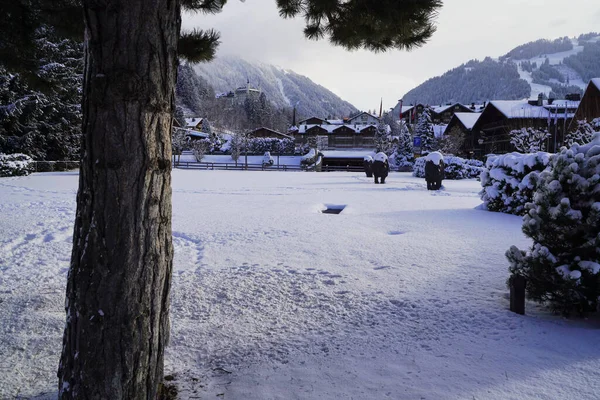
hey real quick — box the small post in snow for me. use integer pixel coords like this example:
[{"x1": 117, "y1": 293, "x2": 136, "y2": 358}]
[{"x1": 509, "y1": 274, "x2": 527, "y2": 315}]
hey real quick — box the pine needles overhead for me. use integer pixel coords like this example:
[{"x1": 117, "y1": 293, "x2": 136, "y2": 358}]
[{"x1": 277, "y1": 0, "x2": 442, "y2": 52}]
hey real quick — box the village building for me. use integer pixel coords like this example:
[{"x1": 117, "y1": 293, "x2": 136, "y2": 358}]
[
  {"x1": 290, "y1": 112, "x2": 380, "y2": 150},
  {"x1": 216, "y1": 80, "x2": 262, "y2": 105},
  {"x1": 444, "y1": 112, "x2": 482, "y2": 158},
  {"x1": 431, "y1": 103, "x2": 475, "y2": 124},
  {"x1": 245, "y1": 127, "x2": 294, "y2": 140},
  {"x1": 569, "y1": 78, "x2": 600, "y2": 129},
  {"x1": 185, "y1": 117, "x2": 205, "y2": 131},
  {"x1": 470, "y1": 95, "x2": 579, "y2": 156}
]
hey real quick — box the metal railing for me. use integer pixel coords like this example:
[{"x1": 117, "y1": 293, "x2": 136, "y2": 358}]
[
  {"x1": 32, "y1": 161, "x2": 80, "y2": 172},
  {"x1": 173, "y1": 161, "x2": 303, "y2": 171}
]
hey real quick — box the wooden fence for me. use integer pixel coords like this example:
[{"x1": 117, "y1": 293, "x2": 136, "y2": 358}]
[{"x1": 173, "y1": 161, "x2": 304, "y2": 171}]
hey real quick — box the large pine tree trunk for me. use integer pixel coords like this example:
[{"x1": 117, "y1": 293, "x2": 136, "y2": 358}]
[{"x1": 58, "y1": 1, "x2": 180, "y2": 398}]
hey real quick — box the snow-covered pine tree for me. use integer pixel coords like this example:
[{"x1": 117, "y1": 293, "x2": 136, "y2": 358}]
[
  {"x1": 229, "y1": 132, "x2": 244, "y2": 165},
  {"x1": 506, "y1": 132, "x2": 600, "y2": 315},
  {"x1": 509, "y1": 127, "x2": 550, "y2": 153},
  {"x1": 565, "y1": 119, "x2": 599, "y2": 147},
  {"x1": 373, "y1": 120, "x2": 393, "y2": 154},
  {"x1": 0, "y1": 28, "x2": 83, "y2": 162},
  {"x1": 391, "y1": 118, "x2": 414, "y2": 169},
  {"x1": 414, "y1": 108, "x2": 436, "y2": 154}
]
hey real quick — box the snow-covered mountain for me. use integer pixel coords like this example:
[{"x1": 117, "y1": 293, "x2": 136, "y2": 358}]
[
  {"x1": 402, "y1": 32, "x2": 600, "y2": 105},
  {"x1": 192, "y1": 55, "x2": 357, "y2": 119}
]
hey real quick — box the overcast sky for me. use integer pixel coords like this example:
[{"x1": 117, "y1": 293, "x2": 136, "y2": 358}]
[{"x1": 183, "y1": 0, "x2": 600, "y2": 112}]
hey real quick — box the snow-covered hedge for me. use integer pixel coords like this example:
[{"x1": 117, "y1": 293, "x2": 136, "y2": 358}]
[
  {"x1": 479, "y1": 152, "x2": 550, "y2": 215},
  {"x1": 506, "y1": 132, "x2": 600, "y2": 314},
  {"x1": 248, "y1": 138, "x2": 294, "y2": 155},
  {"x1": 0, "y1": 153, "x2": 34, "y2": 177},
  {"x1": 413, "y1": 155, "x2": 483, "y2": 180}
]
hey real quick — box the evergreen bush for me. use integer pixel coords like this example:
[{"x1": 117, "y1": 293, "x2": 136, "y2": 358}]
[
  {"x1": 506, "y1": 133, "x2": 600, "y2": 315},
  {"x1": 480, "y1": 152, "x2": 550, "y2": 215},
  {"x1": 0, "y1": 153, "x2": 34, "y2": 177}
]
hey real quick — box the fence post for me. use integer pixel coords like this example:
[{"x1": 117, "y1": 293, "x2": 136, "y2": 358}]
[{"x1": 509, "y1": 275, "x2": 527, "y2": 315}]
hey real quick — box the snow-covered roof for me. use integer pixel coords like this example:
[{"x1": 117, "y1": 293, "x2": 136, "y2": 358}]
[
  {"x1": 185, "y1": 117, "x2": 203, "y2": 128},
  {"x1": 454, "y1": 112, "x2": 481, "y2": 130},
  {"x1": 543, "y1": 99, "x2": 580, "y2": 110},
  {"x1": 186, "y1": 131, "x2": 209, "y2": 139},
  {"x1": 298, "y1": 117, "x2": 328, "y2": 125},
  {"x1": 590, "y1": 78, "x2": 600, "y2": 90},
  {"x1": 400, "y1": 105, "x2": 416, "y2": 114},
  {"x1": 347, "y1": 111, "x2": 380, "y2": 123},
  {"x1": 326, "y1": 119, "x2": 344, "y2": 125},
  {"x1": 296, "y1": 123, "x2": 378, "y2": 134},
  {"x1": 433, "y1": 124, "x2": 447, "y2": 138},
  {"x1": 489, "y1": 100, "x2": 551, "y2": 119},
  {"x1": 432, "y1": 103, "x2": 472, "y2": 114},
  {"x1": 321, "y1": 150, "x2": 376, "y2": 159}
]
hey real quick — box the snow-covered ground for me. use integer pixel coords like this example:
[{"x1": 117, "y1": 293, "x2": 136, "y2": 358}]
[{"x1": 1, "y1": 171, "x2": 600, "y2": 399}]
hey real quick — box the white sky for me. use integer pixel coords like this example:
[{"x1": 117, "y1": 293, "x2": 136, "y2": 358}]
[{"x1": 183, "y1": 0, "x2": 600, "y2": 112}]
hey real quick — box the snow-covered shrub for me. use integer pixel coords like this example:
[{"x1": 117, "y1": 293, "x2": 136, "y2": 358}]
[
  {"x1": 249, "y1": 138, "x2": 294, "y2": 155},
  {"x1": 479, "y1": 152, "x2": 550, "y2": 215},
  {"x1": 506, "y1": 132, "x2": 600, "y2": 315},
  {"x1": 413, "y1": 155, "x2": 483, "y2": 180},
  {"x1": 509, "y1": 127, "x2": 550, "y2": 153},
  {"x1": 0, "y1": 153, "x2": 34, "y2": 177},
  {"x1": 192, "y1": 139, "x2": 211, "y2": 162},
  {"x1": 565, "y1": 119, "x2": 600, "y2": 147}
]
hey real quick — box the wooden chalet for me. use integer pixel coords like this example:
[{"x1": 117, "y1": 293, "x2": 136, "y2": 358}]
[
  {"x1": 185, "y1": 117, "x2": 205, "y2": 131},
  {"x1": 431, "y1": 103, "x2": 475, "y2": 124},
  {"x1": 291, "y1": 114, "x2": 380, "y2": 150},
  {"x1": 246, "y1": 127, "x2": 293, "y2": 140},
  {"x1": 569, "y1": 78, "x2": 600, "y2": 129},
  {"x1": 298, "y1": 117, "x2": 328, "y2": 125},
  {"x1": 398, "y1": 103, "x2": 427, "y2": 124},
  {"x1": 444, "y1": 112, "x2": 482, "y2": 157},
  {"x1": 470, "y1": 97, "x2": 579, "y2": 156}
]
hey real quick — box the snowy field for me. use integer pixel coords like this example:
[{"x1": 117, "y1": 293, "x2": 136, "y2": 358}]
[{"x1": 1, "y1": 171, "x2": 599, "y2": 399}]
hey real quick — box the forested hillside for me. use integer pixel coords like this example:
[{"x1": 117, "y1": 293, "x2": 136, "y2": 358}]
[
  {"x1": 176, "y1": 64, "x2": 293, "y2": 133},
  {"x1": 192, "y1": 56, "x2": 357, "y2": 120},
  {"x1": 402, "y1": 33, "x2": 600, "y2": 105},
  {"x1": 402, "y1": 58, "x2": 530, "y2": 105}
]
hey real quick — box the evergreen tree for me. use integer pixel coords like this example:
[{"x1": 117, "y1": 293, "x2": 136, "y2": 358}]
[
  {"x1": 229, "y1": 132, "x2": 244, "y2": 165},
  {"x1": 509, "y1": 127, "x2": 550, "y2": 153},
  {"x1": 0, "y1": 30, "x2": 83, "y2": 161},
  {"x1": 414, "y1": 108, "x2": 436, "y2": 153},
  {"x1": 383, "y1": 111, "x2": 413, "y2": 168},
  {"x1": 394, "y1": 122, "x2": 414, "y2": 169},
  {"x1": 565, "y1": 119, "x2": 599, "y2": 147},
  {"x1": 507, "y1": 132, "x2": 600, "y2": 315},
  {"x1": 373, "y1": 121, "x2": 393, "y2": 154}
]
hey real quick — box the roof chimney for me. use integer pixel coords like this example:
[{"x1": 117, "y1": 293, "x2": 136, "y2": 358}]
[
  {"x1": 471, "y1": 102, "x2": 475, "y2": 110},
  {"x1": 537, "y1": 93, "x2": 544, "y2": 106}
]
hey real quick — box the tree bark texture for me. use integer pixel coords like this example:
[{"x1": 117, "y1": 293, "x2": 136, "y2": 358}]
[{"x1": 59, "y1": 1, "x2": 180, "y2": 398}]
